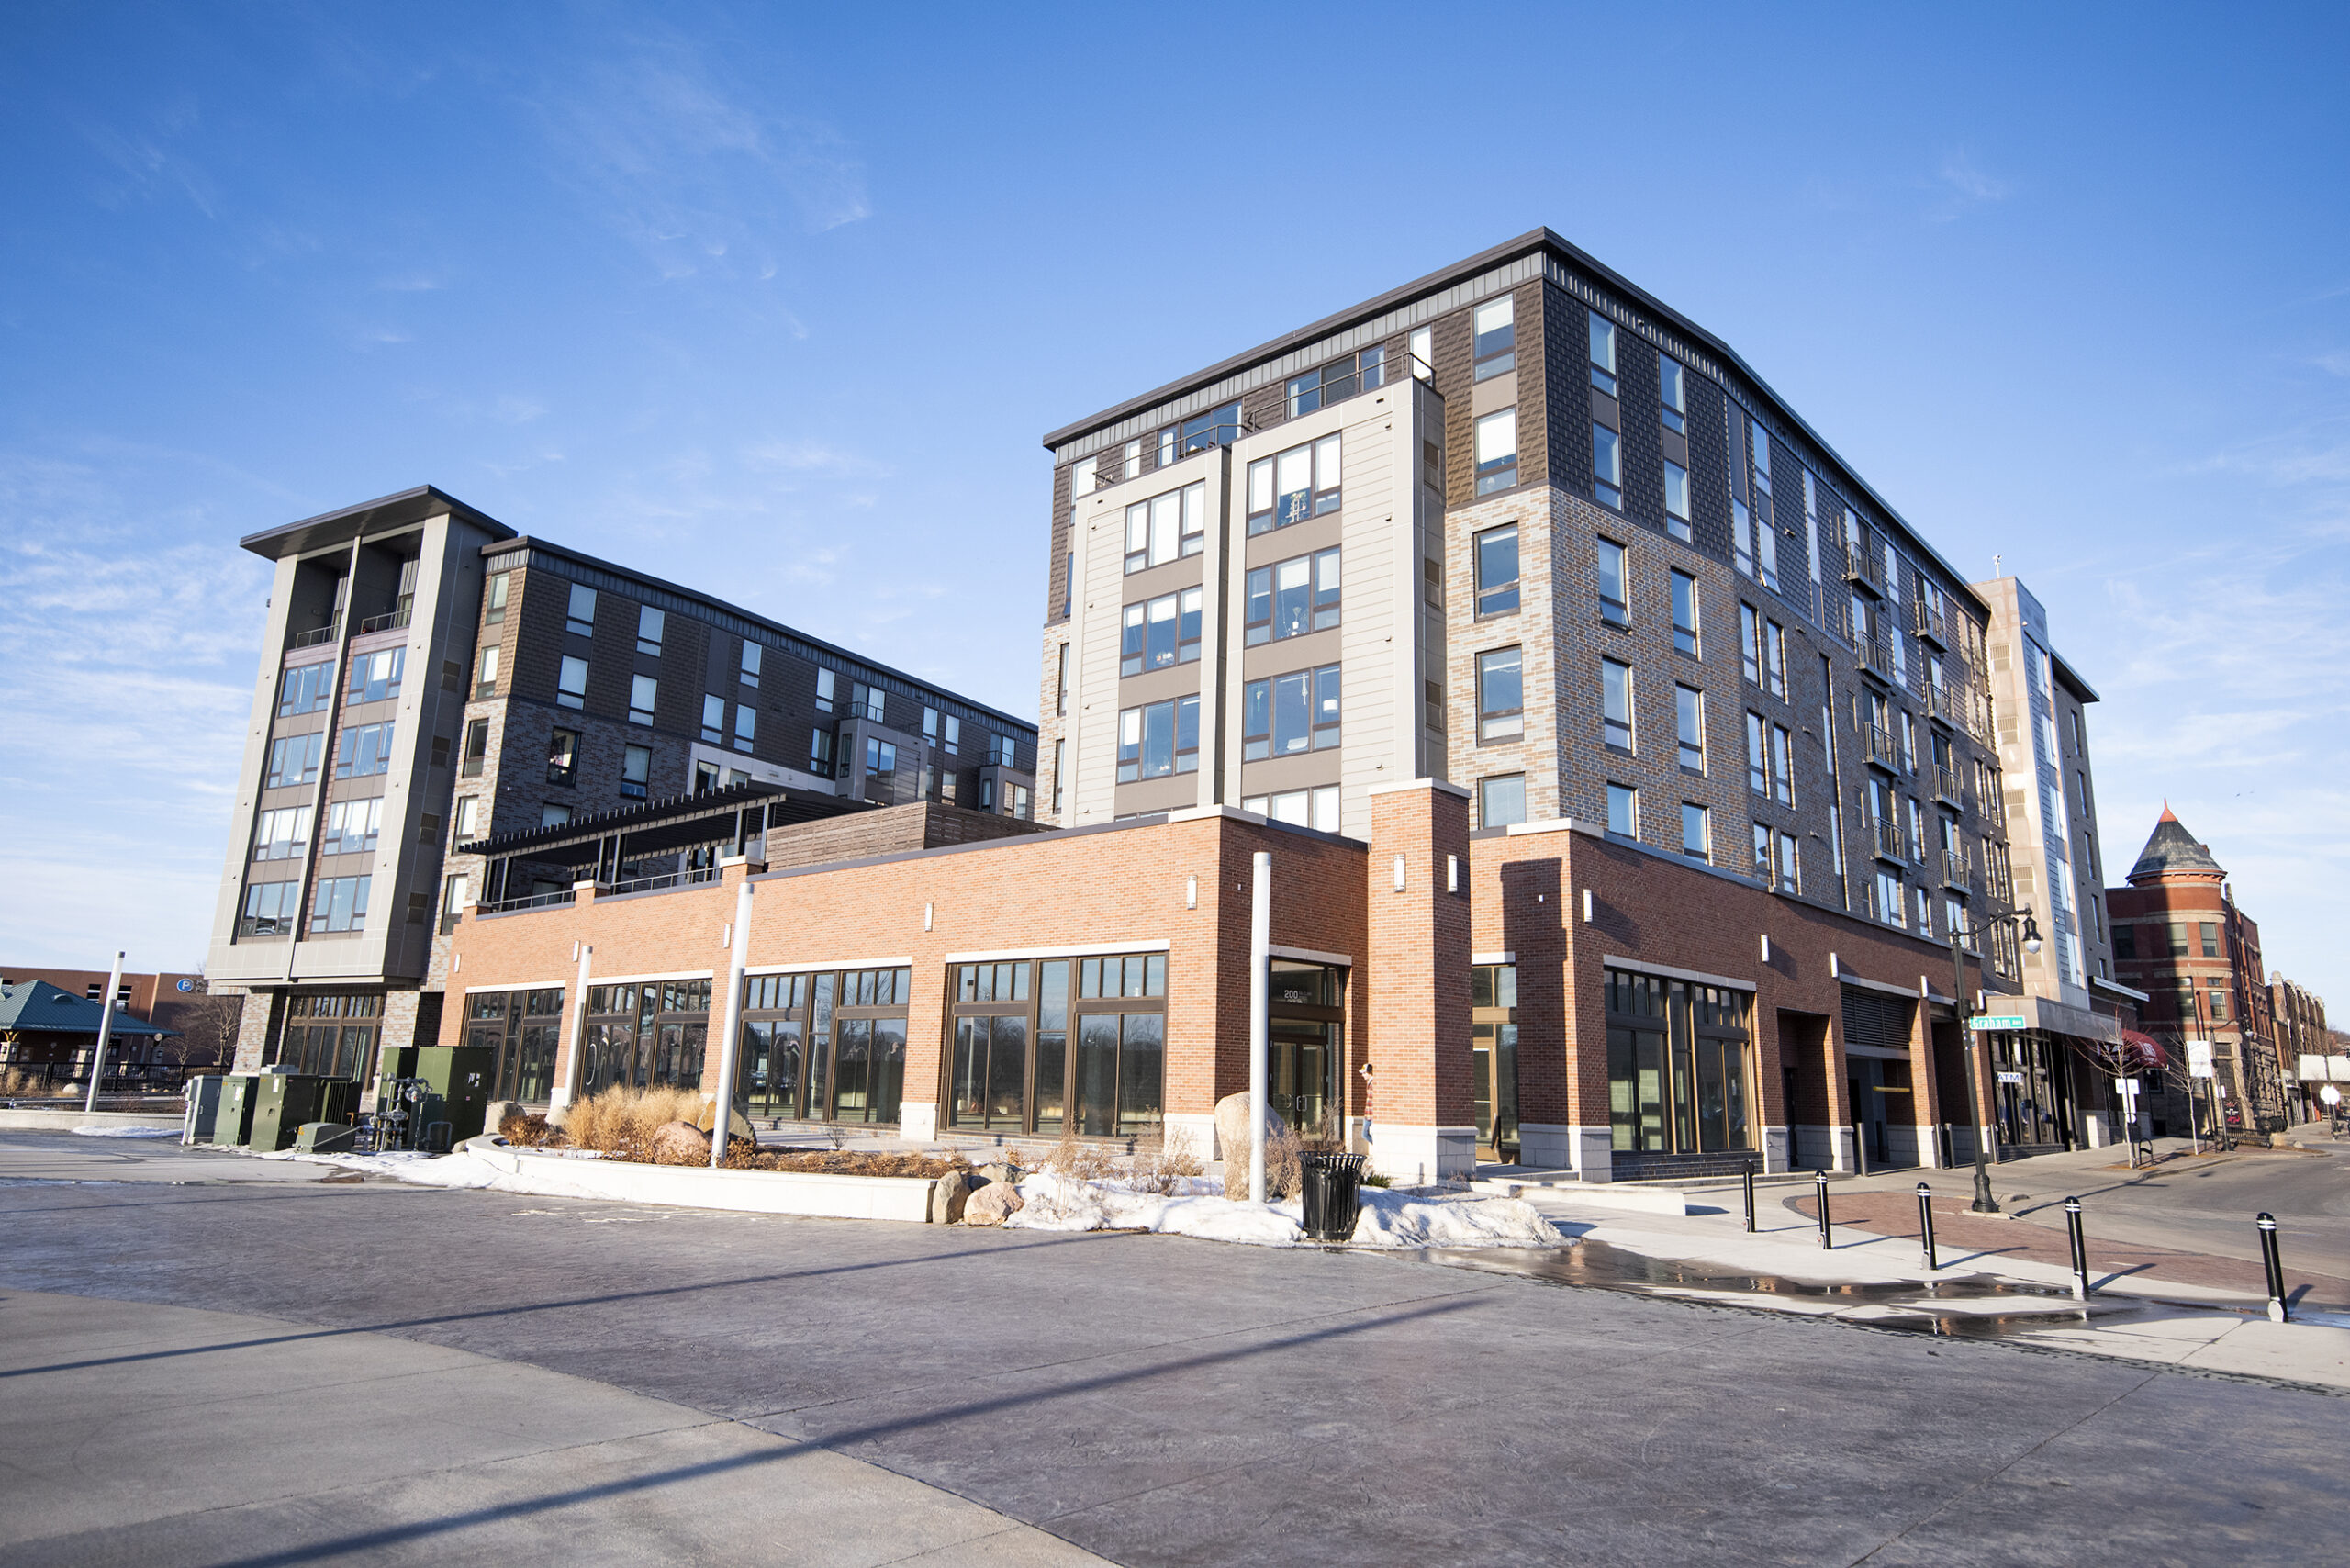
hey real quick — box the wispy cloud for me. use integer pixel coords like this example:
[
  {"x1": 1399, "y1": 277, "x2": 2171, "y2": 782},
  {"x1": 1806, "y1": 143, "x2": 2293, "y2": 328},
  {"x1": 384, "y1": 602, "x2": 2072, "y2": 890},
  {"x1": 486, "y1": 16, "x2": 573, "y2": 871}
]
[
  {"x1": 82, "y1": 97, "x2": 218, "y2": 218},
  {"x1": 741, "y1": 439, "x2": 880, "y2": 476},
  {"x1": 1923, "y1": 150, "x2": 2009, "y2": 223}
]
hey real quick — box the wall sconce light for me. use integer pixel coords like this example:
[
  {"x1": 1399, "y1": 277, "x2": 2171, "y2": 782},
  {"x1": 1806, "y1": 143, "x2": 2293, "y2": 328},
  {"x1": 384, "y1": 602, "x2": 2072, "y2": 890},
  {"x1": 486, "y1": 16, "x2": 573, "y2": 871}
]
[
  {"x1": 923, "y1": 902, "x2": 934, "y2": 932},
  {"x1": 1447, "y1": 854, "x2": 1460, "y2": 894},
  {"x1": 1186, "y1": 875, "x2": 1198, "y2": 910},
  {"x1": 1393, "y1": 854, "x2": 1407, "y2": 893},
  {"x1": 1581, "y1": 889, "x2": 1594, "y2": 924}
]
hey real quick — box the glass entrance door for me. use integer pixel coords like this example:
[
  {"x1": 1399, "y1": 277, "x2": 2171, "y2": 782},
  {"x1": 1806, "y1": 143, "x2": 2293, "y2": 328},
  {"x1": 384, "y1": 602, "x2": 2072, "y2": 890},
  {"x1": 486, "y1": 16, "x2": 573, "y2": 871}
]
[{"x1": 1270, "y1": 1022, "x2": 1336, "y2": 1136}]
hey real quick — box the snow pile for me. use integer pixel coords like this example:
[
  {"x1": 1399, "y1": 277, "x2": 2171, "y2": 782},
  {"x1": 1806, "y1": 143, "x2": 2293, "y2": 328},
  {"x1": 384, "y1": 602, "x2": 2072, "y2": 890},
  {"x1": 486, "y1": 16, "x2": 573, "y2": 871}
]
[
  {"x1": 253, "y1": 1146, "x2": 504, "y2": 1188},
  {"x1": 72, "y1": 1125, "x2": 181, "y2": 1138},
  {"x1": 1003, "y1": 1171, "x2": 1565, "y2": 1249}
]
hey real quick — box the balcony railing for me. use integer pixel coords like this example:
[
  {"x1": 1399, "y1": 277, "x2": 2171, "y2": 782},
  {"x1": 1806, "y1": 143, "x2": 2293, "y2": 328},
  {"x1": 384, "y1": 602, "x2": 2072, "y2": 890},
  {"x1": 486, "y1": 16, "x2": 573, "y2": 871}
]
[
  {"x1": 1943, "y1": 848, "x2": 1974, "y2": 891},
  {"x1": 1079, "y1": 351, "x2": 1435, "y2": 492},
  {"x1": 1862, "y1": 637, "x2": 1898, "y2": 682},
  {"x1": 357, "y1": 609, "x2": 411, "y2": 634},
  {"x1": 1927, "y1": 684, "x2": 1959, "y2": 727},
  {"x1": 288, "y1": 622, "x2": 341, "y2": 650},
  {"x1": 1844, "y1": 535, "x2": 1886, "y2": 594},
  {"x1": 1864, "y1": 723, "x2": 1900, "y2": 770},
  {"x1": 608, "y1": 868, "x2": 720, "y2": 897},
  {"x1": 1934, "y1": 764, "x2": 1964, "y2": 805},
  {"x1": 1913, "y1": 599, "x2": 1947, "y2": 648},
  {"x1": 480, "y1": 888, "x2": 576, "y2": 915},
  {"x1": 1871, "y1": 817, "x2": 1908, "y2": 863},
  {"x1": 236, "y1": 915, "x2": 297, "y2": 938}
]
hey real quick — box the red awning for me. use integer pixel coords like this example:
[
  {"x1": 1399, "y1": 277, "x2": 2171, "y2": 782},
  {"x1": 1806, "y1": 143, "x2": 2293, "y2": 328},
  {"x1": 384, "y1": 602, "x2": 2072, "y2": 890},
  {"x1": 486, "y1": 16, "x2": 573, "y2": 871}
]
[{"x1": 2120, "y1": 1030, "x2": 2168, "y2": 1072}]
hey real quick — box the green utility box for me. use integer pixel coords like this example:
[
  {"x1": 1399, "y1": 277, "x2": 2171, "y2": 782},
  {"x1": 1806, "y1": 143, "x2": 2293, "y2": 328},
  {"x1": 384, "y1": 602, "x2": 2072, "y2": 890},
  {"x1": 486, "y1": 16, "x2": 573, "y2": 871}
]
[
  {"x1": 251, "y1": 1074, "x2": 361, "y2": 1152},
  {"x1": 416, "y1": 1045, "x2": 494, "y2": 1144},
  {"x1": 215, "y1": 1074, "x2": 260, "y2": 1148},
  {"x1": 295, "y1": 1121, "x2": 361, "y2": 1154}
]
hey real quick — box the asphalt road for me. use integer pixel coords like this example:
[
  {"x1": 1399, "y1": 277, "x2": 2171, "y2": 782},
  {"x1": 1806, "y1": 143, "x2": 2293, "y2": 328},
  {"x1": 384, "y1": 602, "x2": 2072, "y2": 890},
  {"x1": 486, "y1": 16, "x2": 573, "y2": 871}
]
[{"x1": 4, "y1": 1133, "x2": 2347, "y2": 1568}]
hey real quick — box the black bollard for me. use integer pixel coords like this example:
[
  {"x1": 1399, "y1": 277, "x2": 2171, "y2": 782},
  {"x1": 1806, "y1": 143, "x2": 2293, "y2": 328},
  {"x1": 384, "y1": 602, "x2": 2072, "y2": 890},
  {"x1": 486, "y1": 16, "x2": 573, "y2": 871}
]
[
  {"x1": 1816, "y1": 1170, "x2": 1832, "y2": 1249},
  {"x1": 1742, "y1": 1160, "x2": 1758, "y2": 1234},
  {"x1": 1853, "y1": 1125, "x2": 1869, "y2": 1177},
  {"x1": 2257, "y1": 1213, "x2": 2288, "y2": 1322},
  {"x1": 1917, "y1": 1182, "x2": 1938, "y2": 1271},
  {"x1": 2065, "y1": 1196, "x2": 2091, "y2": 1299}
]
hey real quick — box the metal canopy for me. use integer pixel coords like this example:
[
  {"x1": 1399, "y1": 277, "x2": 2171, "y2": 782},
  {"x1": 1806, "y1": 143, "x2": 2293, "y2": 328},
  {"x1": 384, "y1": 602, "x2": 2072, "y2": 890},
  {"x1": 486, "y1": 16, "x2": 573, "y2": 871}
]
[{"x1": 458, "y1": 779, "x2": 870, "y2": 886}]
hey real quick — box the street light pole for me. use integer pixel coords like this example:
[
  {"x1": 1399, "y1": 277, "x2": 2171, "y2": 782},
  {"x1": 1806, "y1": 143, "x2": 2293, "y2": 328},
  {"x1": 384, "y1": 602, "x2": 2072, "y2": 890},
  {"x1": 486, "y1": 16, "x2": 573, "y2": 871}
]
[{"x1": 1950, "y1": 909, "x2": 2041, "y2": 1217}]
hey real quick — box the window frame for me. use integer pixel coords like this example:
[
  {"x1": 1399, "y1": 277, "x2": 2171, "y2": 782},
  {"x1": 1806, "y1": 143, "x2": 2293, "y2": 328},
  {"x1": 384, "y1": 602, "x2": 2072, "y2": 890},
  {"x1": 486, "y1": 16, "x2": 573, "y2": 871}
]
[{"x1": 1477, "y1": 645, "x2": 1525, "y2": 743}]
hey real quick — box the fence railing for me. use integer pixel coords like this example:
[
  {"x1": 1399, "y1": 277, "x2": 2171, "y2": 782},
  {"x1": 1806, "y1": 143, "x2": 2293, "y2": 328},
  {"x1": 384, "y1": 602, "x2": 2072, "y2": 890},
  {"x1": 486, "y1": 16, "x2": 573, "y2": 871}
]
[
  {"x1": 480, "y1": 887, "x2": 576, "y2": 915},
  {"x1": 288, "y1": 622, "x2": 341, "y2": 650},
  {"x1": 607, "y1": 868, "x2": 720, "y2": 897},
  {"x1": 357, "y1": 609, "x2": 411, "y2": 634}
]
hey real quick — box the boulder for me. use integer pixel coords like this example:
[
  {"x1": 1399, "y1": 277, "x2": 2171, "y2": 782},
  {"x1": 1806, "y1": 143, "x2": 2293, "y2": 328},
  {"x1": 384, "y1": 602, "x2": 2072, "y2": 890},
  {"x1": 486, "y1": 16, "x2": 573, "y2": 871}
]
[
  {"x1": 694, "y1": 1093, "x2": 761, "y2": 1145},
  {"x1": 930, "y1": 1170, "x2": 971, "y2": 1225},
  {"x1": 650, "y1": 1120, "x2": 711, "y2": 1166},
  {"x1": 976, "y1": 1161, "x2": 1017, "y2": 1188},
  {"x1": 963, "y1": 1179, "x2": 1024, "y2": 1226},
  {"x1": 1214, "y1": 1091, "x2": 1288, "y2": 1167}
]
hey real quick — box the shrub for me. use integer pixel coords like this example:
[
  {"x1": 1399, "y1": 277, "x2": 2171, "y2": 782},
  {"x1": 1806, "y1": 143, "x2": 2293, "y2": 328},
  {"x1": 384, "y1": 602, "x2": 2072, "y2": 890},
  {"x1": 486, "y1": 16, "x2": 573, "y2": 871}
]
[
  {"x1": 721, "y1": 1145, "x2": 965, "y2": 1179},
  {"x1": 560, "y1": 1085, "x2": 703, "y2": 1162},
  {"x1": 1125, "y1": 1126, "x2": 1205, "y2": 1194},
  {"x1": 499, "y1": 1111, "x2": 557, "y2": 1147},
  {"x1": 1028, "y1": 1129, "x2": 1121, "y2": 1182}
]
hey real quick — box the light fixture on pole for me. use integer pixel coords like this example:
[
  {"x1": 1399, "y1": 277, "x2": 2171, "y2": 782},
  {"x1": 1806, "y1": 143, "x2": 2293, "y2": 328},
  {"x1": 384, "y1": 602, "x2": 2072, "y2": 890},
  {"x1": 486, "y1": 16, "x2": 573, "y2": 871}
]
[{"x1": 1949, "y1": 907, "x2": 2041, "y2": 1215}]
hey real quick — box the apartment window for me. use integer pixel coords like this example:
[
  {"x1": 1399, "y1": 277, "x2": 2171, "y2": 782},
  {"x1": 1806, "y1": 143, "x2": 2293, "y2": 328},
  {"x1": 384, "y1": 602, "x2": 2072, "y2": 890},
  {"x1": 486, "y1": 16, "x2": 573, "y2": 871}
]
[
  {"x1": 1118, "y1": 695, "x2": 1201, "y2": 781},
  {"x1": 864, "y1": 737, "x2": 899, "y2": 794},
  {"x1": 1875, "y1": 868, "x2": 1905, "y2": 928},
  {"x1": 1479, "y1": 774, "x2": 1527, "y2": 830},
  {"x1": 636, "y1": 605, "x2": 664, "y2": 656},
  {"x1": 485, "y1": 571, "x2": 509, "y2": 623},
  {"x1": 1746, "y1": 711, "x2": 1768, "y2": 794},
  {"x1": 2200, "y1": 922, "x2": 2221, "y2": 958},
  {"x1": 621, "y1": 744, "x2": 650, "y2": 800},
  {"x1": 264, "y1": 733, "x2": 325, "y2": 790},
  {"x1": 461, "y1": 718, "x2": 489, "y2": 778},
  {"x1": 1241, "y1": 787, "x2": 1339, "y2": 834},
  {"x1": 1121, "y1": 588, "x2": 1203, "y2": 676},
  {"x1": 1606, "y1": 782, "x2": 1637, "y2": 838},
  {"x1": 1409, "y1": 326, "x2": 1432, "y2": 378},
  {"x1": 1659, "y1": 356, "x2": 1687, "y2": 433},
  {"x1": 739, "y1": 640, "x2": 761, "y2": 687},
  {"x1": 1056, "y1": 645, "x2": 1069, "y2": 716},
  {"x1": 1751, "y1": 822, "x2": 1774, "y2": 881},
  {"x1": 1475, "y1": 524, "x2": 1519, "y2": 616},
  {"x1": 1240, "y1": 665, "x2": 1338, "y2": 761},
  {"x1": 473, "y1": 644, "x2": 500, "y2": 699},
  {"x1": 547, "y1": 728, "x2": 579, "y2": 786},
  {"x1": 1473, "y1": 297, "x2": 1516, "y2": 381},
  {"x1": 1245, "y1": 547, "x2": 1339, "y2": 644},
  {"x1": 565, "y1": 584, "x2": 596, "y2": 637},
  {"x1": 1593, "y1": 423, "x2": 1622, "y2": 510},
  {"x1": 1676, "y1": 686, "x2": 1705, "y2": 771},
  {"x1": 239, "y1": 879, "x2": 300, "y2": 937},
  {"x1": 946, "y1": 715, "x2": 960, "y2": 754},
  {"x1": 252, "y1": 805, "x2": 312, "y2": 860},
  {"x1": 1602, "y1": 659, "x2": 1633, "y2": 750},
  {"x1": 2114, "y1": 925, "x2": 2136, "y2": 960},
  {"x1": 733, "y1": 705, "x2": 755, "y2": 753},
  {"x1": 853, "y1": 681, "x2": 887, "y2": 723},
  {"x1": 336, "y1": 722, "x2": 394, "y2": 779},
  {"x1": 701, "y1": 694, "x2": 725, "y2": 743},
  {"x1": 1126, "y1": 480, "x2": 1207, "y2": 569},
  {"x1": 348, "y1": 647, "x2": 403, "y2": 705},
  {"x1": 1285, "y1": 350, "x2": 1382, "y2": 417},
  {"x1": 1179, "y1": 400, "x2": 1241, "y2": 455},
  {"x1": 1682, "y1": 803, "x2": 1709, "y2": 861},
  {"x1": 1052, "y1": 738, "x2": 1066, "y2": 813},
  {"x1": 1900, "y1": 711, "x2": 1918, "y2": 773},
  {"x1": 540, "y1": 802, "x2": 572, "y2": 828},
  {"x1": 629, "y1": 675, "x2": 657, "y2": 726},
  {"x1": 1474, "y1": 409, "x2": 1518, "y2": 495},
  {"x1": 809, "y1": 728, "x2": 836, "y2": 778},
  {"x1": 1671, "y1": 571, "x2": 1699, "y2": 656},
  {"x1": 453, "y1": 795, "x2": 480, "y2": 843},
  {"x1": 1778, "y1": 832, "x2": 1800, "y2": 894},
  {"x1": 1662, "y1": 460, "x2": 1692, "y2": 539},
  {"x1": 2209, "y1": 990, "x2": 2229, "y2": 1022},
  {"x1": 557, "y1": 655, "x2": 588, "y2": 711},
  {"x1": 1313, "y1": 665, "x2": 1341, "y2": 748},
  {"x1": 1478, "y1": 647, "x2": 1524, "y2": 741},
  {"x1": 311, "y1": 875, "x2": 371, "y2": 935},
  {"x1": 1587, "y1": 311, "x2": 1617, "y2": 395},
  {"x1": 1595, "y1": 537, "x2": 1629, "y2": 626},
  {"x1": 1772, "y1": 723, "x2": 1794, "y2": 805},
  {"x1": 278, "y1": 662, "x2": 335, "y2": 717},
  {"x1": 1766, "y1": 621, "x2": 1787, "y2": 700},
  {"x1": 993, "y1": 734, "x2": 1018, "y2": 768},
  {"x1": 816, "y1": 668, "x2": 835, "y2": 713}
]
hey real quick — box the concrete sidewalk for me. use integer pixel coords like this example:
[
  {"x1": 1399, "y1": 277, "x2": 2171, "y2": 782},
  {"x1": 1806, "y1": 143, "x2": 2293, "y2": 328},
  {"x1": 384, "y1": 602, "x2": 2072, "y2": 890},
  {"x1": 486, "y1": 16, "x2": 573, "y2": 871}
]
[{"x1": 0, "y1": 1286, "x2": 1108, "y2": 1568}]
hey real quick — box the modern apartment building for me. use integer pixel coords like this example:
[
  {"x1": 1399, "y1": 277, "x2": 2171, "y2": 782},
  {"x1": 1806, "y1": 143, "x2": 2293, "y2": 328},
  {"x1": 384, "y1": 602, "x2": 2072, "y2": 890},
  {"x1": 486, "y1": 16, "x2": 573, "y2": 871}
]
[
  {"x1": 206, "y1": 486, "x2": 1036, "y2": 1080},
  {"x1": 1037, "y1": 231, "x2": 2022, "y2": 975},
  {"x1": 2108, "y1": 809, "x2": 2288, "y2": 1133}
]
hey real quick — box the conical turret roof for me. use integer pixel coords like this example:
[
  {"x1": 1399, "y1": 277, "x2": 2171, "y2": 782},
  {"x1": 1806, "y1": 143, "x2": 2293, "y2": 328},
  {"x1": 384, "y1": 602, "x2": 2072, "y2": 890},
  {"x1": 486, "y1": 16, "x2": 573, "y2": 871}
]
[{"x1": 2127, "y1": 803, "x2": 2225, "y2": 885}]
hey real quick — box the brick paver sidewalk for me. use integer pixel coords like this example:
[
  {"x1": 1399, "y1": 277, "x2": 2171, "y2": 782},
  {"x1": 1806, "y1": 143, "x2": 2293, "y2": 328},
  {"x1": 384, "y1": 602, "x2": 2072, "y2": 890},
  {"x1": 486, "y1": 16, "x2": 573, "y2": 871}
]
[{"x1": 1787, "y1": 1191, "x2": 2347, "y2": 1311}]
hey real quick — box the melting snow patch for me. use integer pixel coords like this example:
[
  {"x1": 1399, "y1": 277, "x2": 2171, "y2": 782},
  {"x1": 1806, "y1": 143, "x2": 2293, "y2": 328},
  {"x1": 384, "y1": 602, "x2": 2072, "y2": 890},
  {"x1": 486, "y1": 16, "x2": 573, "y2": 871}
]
[
  {"x1": 1002, "y1": 1172, "x2": 1564, "y2": 1249},
  {"x1": 71, "y1": 1126, "x2": 181, "y2": 1138}
]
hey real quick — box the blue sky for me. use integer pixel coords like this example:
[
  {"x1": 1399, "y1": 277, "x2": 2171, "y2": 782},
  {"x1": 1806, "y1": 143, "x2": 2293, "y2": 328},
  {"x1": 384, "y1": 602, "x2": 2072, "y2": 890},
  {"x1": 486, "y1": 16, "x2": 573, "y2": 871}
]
[{"x1": 3, "y1": 3, "x2": 2344, "y2": 1008}]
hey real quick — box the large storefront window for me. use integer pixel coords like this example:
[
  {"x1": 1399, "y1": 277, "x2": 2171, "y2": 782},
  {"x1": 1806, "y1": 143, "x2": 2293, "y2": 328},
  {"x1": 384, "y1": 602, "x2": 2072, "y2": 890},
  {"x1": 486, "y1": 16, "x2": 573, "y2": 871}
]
[
  {"x1": 941, "y1": 952, "x2": 1166, "y2": 1138},
  {"x1": 1269, "y1": 959, "x2": 1345, "y2": 1137},
  {"x1": 1472, "y1": 965, "x2": 1519, "y2": 1159},
  {"x1": 733, "y1": 968, "x2": 911, "y2": 1124},
  {"x1": 582, "y1": 980, "x2": 711, "y2": 1097},
  {"x1": 1989, "y1": 1031, "x2": 2071, "y2": 1150},
  {"x1": 274, "y1": 991, "x2": 383, "y2": 1081},
  {"x1": 464, "y1": 989, "x2": 565, "y2": 1103},
  {"x1": 1605, "y1": 969, "x2": 1754, "y2": 1155}
]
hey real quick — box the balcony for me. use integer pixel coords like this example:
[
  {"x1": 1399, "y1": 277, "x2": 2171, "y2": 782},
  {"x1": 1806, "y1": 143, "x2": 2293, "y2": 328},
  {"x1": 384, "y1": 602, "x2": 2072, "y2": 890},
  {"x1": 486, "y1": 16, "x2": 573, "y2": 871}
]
[
  {"x1": 1844, "y1": 536, "x2": 1886, "y2": 595},
  {"x1": 1913, "y1": 599, "x2": 1947, "y2": 648},
  {"x1": 1863, "y1": 723, "x2": 1900, "y2": 771},
  {"x1": 480, "y1": 887, "x2": 576, "y2": 915},
  {"x1": 1943, "y1": 848, "x2": 1974, "y2": 891},
  {"x1": 1871, "y1": 816, "x2": 1908, "y2": 864},
  {"x1": 1927, "y1": 684, "x2": 1959, "y2": 728},
  {"x1": 607, "y1": 868, "x2": 720, "y2": 897},
  {"x1": 1935, "y1": 764, "x2": 1964, "y2": 806},
  {"x1": 358, "y1": 609, "x2": 411, "y2": 635},
  {"x1": 287, "y1": 622, "x2": 341, "y2": 651},
  {"x1": 1861, "y1": 637, "x2": 1898, "y2": 683}
]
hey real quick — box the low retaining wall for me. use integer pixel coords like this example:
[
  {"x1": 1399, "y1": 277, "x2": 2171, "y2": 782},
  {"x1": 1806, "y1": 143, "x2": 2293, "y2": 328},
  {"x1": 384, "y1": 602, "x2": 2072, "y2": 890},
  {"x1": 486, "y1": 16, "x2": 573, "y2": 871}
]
[
  {"x1": 456, "y1": 1137, "x2": 943, "y2": 1222},
  {"x1": 0, "y1": 1109, "x2": 185, "y2": 1133}
]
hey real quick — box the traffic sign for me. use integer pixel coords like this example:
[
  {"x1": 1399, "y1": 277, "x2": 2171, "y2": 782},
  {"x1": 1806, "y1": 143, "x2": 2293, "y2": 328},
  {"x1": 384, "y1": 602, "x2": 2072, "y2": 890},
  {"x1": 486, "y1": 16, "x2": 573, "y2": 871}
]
[
  {"x1": 1968, "y1": 1015, "x2": 2027, "y2": 1031},
  {"x1": 2188, "y1": 1040, "x2": 2215, "y2": 1079}
]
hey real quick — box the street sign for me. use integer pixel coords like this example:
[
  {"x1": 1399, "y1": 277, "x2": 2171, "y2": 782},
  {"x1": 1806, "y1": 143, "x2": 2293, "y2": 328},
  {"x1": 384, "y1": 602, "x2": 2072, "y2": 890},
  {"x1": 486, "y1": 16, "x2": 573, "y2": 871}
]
[
  {"x1": 176, "y1": 978, "x2": 195, "y2": 993},
  {"x1": 2118, "y1": 1078, "x2": 2141, "y2": 1100},
  {"x1": 1968, "y1": 1016, "x2": 2027, "y2": 1031},
  {"x1": 1997, "y1": 1070, "x2": 2025, "y2": 1085},
  {"x1": 2188, "y1": 1040, "x2": 2215, "y2": 1079},
  {"x1": 2322, "y1": 1084, "x2": 2343, "y2": 1107}
]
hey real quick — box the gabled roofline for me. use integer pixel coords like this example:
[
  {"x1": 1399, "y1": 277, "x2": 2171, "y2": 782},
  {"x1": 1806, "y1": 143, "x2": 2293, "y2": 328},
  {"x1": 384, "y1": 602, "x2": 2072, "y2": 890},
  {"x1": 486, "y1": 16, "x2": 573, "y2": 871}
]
[
  {"x1": 1041, "y1": 227, "x2": 1993, "y2": 619},
  {"x1": 240, "y1": 485, "x2": 515, "y2": 561}
]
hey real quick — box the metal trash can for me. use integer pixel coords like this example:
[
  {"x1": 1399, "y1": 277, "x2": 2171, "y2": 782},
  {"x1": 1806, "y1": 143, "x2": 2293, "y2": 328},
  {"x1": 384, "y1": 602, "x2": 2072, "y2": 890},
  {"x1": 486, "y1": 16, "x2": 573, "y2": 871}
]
[{"x1": 1300, "y1": 1152, "x2": 1368, "y2": 1242}]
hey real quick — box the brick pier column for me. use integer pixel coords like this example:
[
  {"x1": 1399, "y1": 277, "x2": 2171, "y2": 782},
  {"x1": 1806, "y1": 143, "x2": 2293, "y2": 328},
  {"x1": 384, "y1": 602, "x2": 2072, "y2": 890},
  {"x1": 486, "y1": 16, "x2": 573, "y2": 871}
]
[{"x1": 1365, "y1": 780, "x2": 1473, "y2": 1184}]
